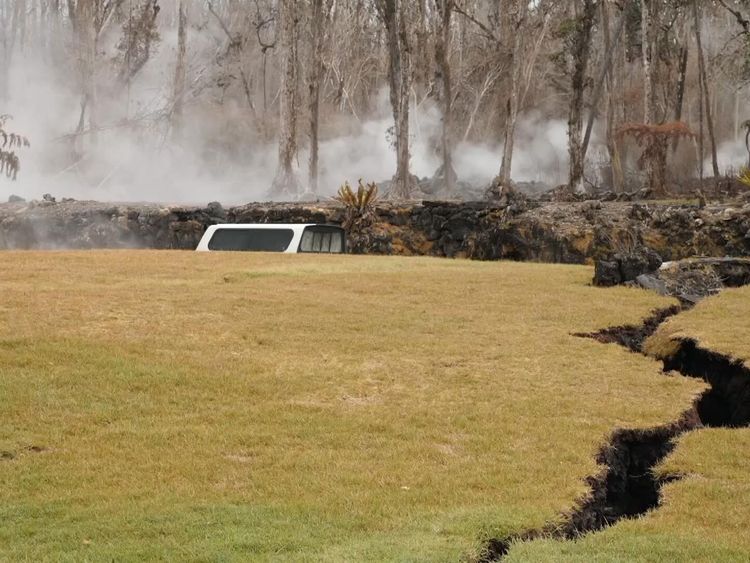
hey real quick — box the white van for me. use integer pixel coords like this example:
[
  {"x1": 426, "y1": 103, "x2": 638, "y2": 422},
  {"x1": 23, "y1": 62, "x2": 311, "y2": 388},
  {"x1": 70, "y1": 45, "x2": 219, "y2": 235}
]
[{"x1": 195, "y1": 224, "x2": 346, "y2": 254}]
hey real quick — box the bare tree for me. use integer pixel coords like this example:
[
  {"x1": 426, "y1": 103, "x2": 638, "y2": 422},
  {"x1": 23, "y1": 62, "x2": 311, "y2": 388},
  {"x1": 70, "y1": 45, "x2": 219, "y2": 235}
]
[
  {"x1": 433, "y1": 0, "x2": 456, "y2": 192},
  {"x1": 692, "y1": 0, "x2": 719, "y2": 179},
  {"x1": 601, "y1": 0, "x2": 625, "y2": 192},
  {"x1": 207, "y1": 1, "x2": 262, "y2": 130},
  {"x1": 641, "y1": 0, "x2": 656, "y2": 123},
  {"x1": 0, "y1": 0, "x2": 20, "y2": 102},
  {"x1": 473, "y1": 1, "x2": 553, "y2": 198},
  {"x1": 306, "y1": 0, "x2": 331, "y2": 197},
  {"x1": 497, "y1": 0, "x2": 527, "y2": 190},
  {"x1": 116, "y1": 0, "x2": 161, "y2": 84},
  {"x1": 377, "y1": 0, "x2": 416, "y2": 199},
  {"x1": 69, "y1": 0, "x2": 123, "y2": 148},
  {"x1": 272, "y1": 0, "x2": 301, "y2": 197},
  {"x1": 4, "y1": 0, "x2": 750, "y2": 202},
  {"x1": 171, "y1": 0, "x2": 188, "y2": 139},
  {"x1": 567, "y1": 0, "x2": 597, "y2": 194}
]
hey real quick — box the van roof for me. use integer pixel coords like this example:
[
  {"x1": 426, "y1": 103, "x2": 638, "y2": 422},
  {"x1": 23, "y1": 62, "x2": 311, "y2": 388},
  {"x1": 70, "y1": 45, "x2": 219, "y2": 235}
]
[{"x1": 207, "y1": 224, "x2": 342, "y2": 229}]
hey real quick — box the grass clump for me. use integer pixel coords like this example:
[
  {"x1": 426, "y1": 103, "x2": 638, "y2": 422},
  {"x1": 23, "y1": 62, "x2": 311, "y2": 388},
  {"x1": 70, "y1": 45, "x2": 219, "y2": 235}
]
[{"x1": 0, "y1": 252, "x2": 706, "y2": 561}]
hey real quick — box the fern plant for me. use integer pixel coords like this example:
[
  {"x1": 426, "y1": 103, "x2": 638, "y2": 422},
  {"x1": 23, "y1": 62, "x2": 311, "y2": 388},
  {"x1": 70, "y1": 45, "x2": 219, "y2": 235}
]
[
  {"x1": 334, "y1": 180, "x2": 379, "y2": 230},
  {"x1": 738, "y1": 166, "x2": 750, "y2": 188},
  {"x1": 0, "y1": 115, "x2": 30, "y2": 180}
]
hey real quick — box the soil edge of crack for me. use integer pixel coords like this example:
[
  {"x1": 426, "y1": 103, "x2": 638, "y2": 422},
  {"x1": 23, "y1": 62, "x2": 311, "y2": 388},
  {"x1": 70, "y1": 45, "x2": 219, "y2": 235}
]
[{"x1": 478, "y1": 407, "x2": 702, "y2": 562}]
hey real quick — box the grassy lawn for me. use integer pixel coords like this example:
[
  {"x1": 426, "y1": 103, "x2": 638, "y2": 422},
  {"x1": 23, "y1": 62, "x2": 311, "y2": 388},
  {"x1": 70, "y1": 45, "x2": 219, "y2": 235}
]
[
  {"x1": 0, "y1": 252, "x2": 709, "y2": 561},
  {"x1": 509, "y1": 288, "x2": 750, "y2": 562}
]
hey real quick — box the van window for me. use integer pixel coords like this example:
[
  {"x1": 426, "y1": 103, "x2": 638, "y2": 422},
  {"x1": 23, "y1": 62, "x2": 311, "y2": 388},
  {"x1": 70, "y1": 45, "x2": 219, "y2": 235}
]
[
  {"x1": 208, "y1": 228, "x2": 295, "y2": 252},
  {"x1": 299, "y1": 226, "x2": 345, "y2": 254}
]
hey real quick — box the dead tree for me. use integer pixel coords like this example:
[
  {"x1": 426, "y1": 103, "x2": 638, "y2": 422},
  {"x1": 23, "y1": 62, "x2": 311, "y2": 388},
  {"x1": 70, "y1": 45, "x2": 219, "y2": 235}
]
[
  {"x1": 692, "y1": 0, "x2": 719, "y2": 179},
  {"x1": 433, "y1": 0, "x2": 456, "y2": 193},
  {"x1": 116, "y1": 0, "x2": 161, "y2": 84},
  {"x1": 582, "y1": 0, "x2": 627, "y2": 163},
  {"x1": 207, "y1": 1, "x2": 262, "y2": 130},
  {"x1": 672, "y1": 31, "x2": 688, "y2": 153},
  {"x1": 601, "y1": 0, "x2": 626, "y2": 192},
  {"x1": 481, "y1": 1, "x2": 552, "y2": 198},
  {"x1": 641, "y1": 0, "x2": 656, "y2": 123},
  {"x1": 0, "y1": 0, "x2": 16, "y2": 102},
  {"x1": 306, "y1": 0, "x2": 330, "y2": 197},
  {"x1": 171, "y1": 0, "x2": 187, "y2": 140},
  {"x1": 272, "y1": 0, "x2": 301, "y2": 197},
  {"x1": 377, "y1": 0, "x2": 416, "y2": 200},
  {"x1": 69, "y1": 0, "x2": 123, "y2": 149},
  {"x1": 618, "y1": 122, "x2": 696, "y2": 197},
  {"x1": 497, "y1": 0, "x2": 527, "y2": 190},
  {"x1": 567, "y1": 0, "x2": 597, "y2": 194}
]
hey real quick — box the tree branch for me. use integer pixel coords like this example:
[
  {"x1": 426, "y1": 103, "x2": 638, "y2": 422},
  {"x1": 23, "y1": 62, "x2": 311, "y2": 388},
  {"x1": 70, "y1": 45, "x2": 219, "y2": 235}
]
[
  {"x1": 717, "y1": 0, "x2": 750, "y2": 34},
  {"x1": 453, "y1": 2, "x2": 498, "y2": 44}
]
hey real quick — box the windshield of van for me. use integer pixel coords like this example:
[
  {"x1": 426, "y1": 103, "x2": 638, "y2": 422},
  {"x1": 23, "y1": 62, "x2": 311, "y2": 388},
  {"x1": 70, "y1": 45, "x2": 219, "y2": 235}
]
[
  {"x1": 299, "y1": 226, "x2": 345, "y2": 254},
  {"x1": 208, "y1": 228, "x2": 295, "y2": 252}
]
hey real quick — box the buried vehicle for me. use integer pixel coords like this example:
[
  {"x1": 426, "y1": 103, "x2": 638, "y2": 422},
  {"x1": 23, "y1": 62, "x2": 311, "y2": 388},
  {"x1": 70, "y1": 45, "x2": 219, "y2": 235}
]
[{"x1": 196, "y1": 224, "x2": 346, "y2": 253}]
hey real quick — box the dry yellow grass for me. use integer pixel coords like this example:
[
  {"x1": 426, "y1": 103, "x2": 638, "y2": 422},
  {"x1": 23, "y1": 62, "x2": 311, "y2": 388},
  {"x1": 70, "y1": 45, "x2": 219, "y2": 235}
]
[
  {"x1": 0, "y1": 252, "x2": 706, "y2": 561},
  {"x1": 645, "y1": 287, "x2": 750, "y2": 367},
  {"x1": 510, "y1": 288, "x2": 750, "y2": 562},
  {"x1": 509, "y1": 428, "x2": 750, "y2": 562}
]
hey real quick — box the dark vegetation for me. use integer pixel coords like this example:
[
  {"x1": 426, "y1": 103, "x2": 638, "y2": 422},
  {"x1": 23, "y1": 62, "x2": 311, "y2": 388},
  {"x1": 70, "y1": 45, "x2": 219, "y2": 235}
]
[{"x1": 0, "y1": 116, "x2": 29, "y2": 180}]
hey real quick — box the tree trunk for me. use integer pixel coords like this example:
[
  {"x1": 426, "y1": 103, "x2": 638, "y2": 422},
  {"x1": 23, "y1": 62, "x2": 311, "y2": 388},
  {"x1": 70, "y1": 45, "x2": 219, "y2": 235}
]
[
  {"x1": 0, "y1": 0, "x2": 12, "y2": 102},
  {"x1": 498, "y1": 1, "x2": 524, "y2": 187},
  {"x1": 672, "y1": 42, "x2": 688, "y2": 153},
  {"x1": 13, "y1": 0, "x2": 26, "y2": 53},
  {"x1": 602, "y1": 0, "x2": 624, "y2": 192},
  {"x1": 379, "y1": 0, "x2": 414, "y2": 199},
  {"x1": 582, "y1": 0, "x2": 626, "y2": 164},
  {"x1": 641, "y1": 0, "x2": 655, "y2": 123},
  {"x1": 171, "y1": 0, "x2": 188, "y2": 141},
  {"x1": 693, "y1": 0, "x2": 719, "y2": 178},
  {"x1": 567, "y1": 0, "x2": 597, "y2": 194},
  {"x1": 307, "y1": 0, "x2": 326, "y2": 196},
  {"x1": 394, "y1": 1, "x2": 412, "y2": 199},
  {"x1": 272, "y1": 0, "x2": 300, "y2": 197},
  {"x1": 75, "y1": 0, "x2": 98, "y2": 149},
  {"x1": 641, "y1": 0, "x2": 668, "y2": 196},
  {"x1": 648, "y1": 136, "x2": 669, "y2": 195},
  {"x1": 434, "y1": 0, "x2": 456, "y2": 192},
  {"x1": 698, "y1": 68, "x2": 705, "y2": 183}
]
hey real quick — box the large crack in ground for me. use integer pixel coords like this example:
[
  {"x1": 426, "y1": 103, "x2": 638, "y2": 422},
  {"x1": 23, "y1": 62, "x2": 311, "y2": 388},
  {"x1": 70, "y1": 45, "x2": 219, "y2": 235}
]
[
  {"x1": 664, "y1": 340, "x2": 750, "y2": 428},
  {"x1": 481, "y1": 305, "x2": 750, "y2": 562}
]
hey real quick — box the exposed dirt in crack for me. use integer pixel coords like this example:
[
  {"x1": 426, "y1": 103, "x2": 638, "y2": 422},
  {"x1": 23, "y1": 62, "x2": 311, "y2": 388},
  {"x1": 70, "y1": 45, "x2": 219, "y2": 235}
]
[
  {"x1": 574, "y1": 305, "x2": 683, "y2": 353},
  {"x1": 482, "y1": 302, "x2": 749, "y2": 562},
  {"x1": 664, "y1": 340, "x2": 750, "y2": 428},
  {"x1": 479, "y1": 410, "x2": 701, "y2": 562}
]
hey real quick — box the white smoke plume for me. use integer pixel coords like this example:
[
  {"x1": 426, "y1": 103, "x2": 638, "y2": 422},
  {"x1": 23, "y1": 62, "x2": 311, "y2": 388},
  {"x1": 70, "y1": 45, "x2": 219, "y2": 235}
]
[
  {"x1": 5, "y1": 30, "x2": 571, "y2": 204},
  {"x1": 712, "y1": 139, "x2": 749, "y2": 173}
]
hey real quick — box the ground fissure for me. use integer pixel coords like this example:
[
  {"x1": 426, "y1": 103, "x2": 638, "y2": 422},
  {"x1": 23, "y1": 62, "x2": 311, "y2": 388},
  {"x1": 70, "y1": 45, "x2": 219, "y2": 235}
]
[{"x1": 483, "y1": 302, "x2": 750, "y2": 561}]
